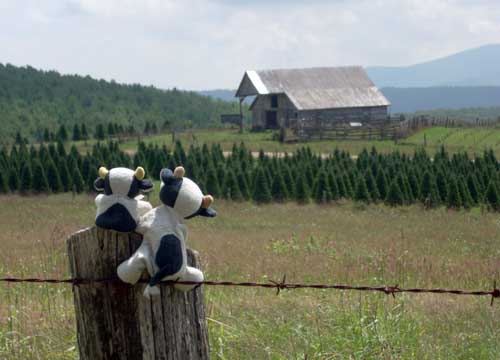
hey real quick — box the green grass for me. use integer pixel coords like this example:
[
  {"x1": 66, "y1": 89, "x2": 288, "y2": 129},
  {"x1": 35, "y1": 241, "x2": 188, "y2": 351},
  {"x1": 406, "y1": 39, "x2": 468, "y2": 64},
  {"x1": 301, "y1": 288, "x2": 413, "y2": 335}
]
[
  {"x1": 71, "y1": 127, "x2": 500, "y2": 158},
  {"x1": 1, "y1": 194, "x2": 500, "y2": 358}
]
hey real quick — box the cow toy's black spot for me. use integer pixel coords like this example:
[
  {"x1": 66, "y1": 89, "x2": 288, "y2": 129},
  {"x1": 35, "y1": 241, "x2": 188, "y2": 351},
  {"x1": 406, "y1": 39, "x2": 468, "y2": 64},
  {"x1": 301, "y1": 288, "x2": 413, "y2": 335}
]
[{"x1": 95, "y1": 203, "x2": 137, "y2": 232}]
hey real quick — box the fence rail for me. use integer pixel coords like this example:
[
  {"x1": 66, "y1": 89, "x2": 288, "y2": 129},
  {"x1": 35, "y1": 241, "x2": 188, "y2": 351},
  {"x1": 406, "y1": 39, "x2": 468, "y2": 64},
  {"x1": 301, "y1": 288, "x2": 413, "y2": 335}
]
[{"x1": 2, "y1": 277, "x2": 499, "y2": 305}]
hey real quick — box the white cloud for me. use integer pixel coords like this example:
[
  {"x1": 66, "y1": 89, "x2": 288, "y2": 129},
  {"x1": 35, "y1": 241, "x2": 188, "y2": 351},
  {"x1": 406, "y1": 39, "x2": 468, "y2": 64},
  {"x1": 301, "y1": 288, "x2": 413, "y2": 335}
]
[{"x1": 0, "y1": 0, "x2": 498, "y2": 89}]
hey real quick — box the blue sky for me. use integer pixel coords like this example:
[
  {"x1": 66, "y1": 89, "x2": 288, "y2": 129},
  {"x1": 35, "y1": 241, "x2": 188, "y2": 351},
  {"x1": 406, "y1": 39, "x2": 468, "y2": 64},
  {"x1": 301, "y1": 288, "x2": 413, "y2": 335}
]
[{"x1": 0, "y1": 0, "x2": 499, "y2": 90}]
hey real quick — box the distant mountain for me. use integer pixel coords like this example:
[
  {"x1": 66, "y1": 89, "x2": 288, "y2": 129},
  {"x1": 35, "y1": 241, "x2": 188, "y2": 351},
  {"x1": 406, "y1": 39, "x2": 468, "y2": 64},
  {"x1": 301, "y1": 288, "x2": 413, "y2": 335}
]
[
  {"x1": 382, "y1": 86, "x2": 500, "y2": 113},
  {"x1": 366, "y1": 44, "x2": 500, "y2": 87}
]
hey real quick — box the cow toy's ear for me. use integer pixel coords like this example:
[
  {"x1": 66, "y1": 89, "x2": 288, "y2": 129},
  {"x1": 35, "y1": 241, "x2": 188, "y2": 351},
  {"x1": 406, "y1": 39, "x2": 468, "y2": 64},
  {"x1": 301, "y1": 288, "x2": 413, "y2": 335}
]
[
  {"x1": 134, "y1": 167, "x2": 145, "y2": 180},
  {"x1": 139, "y1": 179, "x2": 154, "y2": 193},
  {"x1": 173, "y1": 166, "x2": 185, "y2": 178},
  {"x1": 160, "y1": 168, "x2": 175, "y2": 184},
  {"x1": 94, "y1": 178, "x2": 105, "y2": 191},
  {"x1": 99, "y1": 167, "x2": 109, "y2": 179}
]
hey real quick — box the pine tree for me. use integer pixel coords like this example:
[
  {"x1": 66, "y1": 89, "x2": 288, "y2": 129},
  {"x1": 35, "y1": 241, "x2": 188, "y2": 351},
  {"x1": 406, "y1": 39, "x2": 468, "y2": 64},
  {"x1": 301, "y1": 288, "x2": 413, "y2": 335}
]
[
  {"x1": 295, "y1": 172, "x2": 310, "y2": 204},
  {"x1": 87, "y1": 165, "x2": 98, "y2": 192},
  {"x1": 313, "y1": 170, "x2": 331, "y2": 203},
  {"x1": 354, "y1": 175, "x2": 371, "y2": 203},
  {"x1": 224, "y1": 169, "x2": 243, "y2": 201},
  {"x1": 57, "y1": 124, "x2": 68, "y2": 142},
  {"x1": 95, "y1": 124, "x2": 105, "y2": 140},
  {"x1": 386, "y1": 179, "x2": 404, "y2": 206},
  {"x1": 253, "y1": 167, "x2": 272, "y2": 203},
  {"x1": 205, "y1": 167, "x2": 221, "y2": 198},
  {"x1": 0, "y1": 169, "x2": 7, "y2": 193},
  {"x1": 271, "y1": 170, "x2": 288, "y2": 202},
  {"x1": 32, "y1": 160, "x2": 49, "y2": 193},
  {"x1": 72, "y1": 124, "x2": 81, "y2": 141},
  {"x1": 19, "y1": 163, "x2": 32, "y2": 194},
  {"x1": 407, "y1": 169, "x2": 420, "y2": 200},
  {"x1": 81, "y1": 123, "x2": 89, "y2": 140},
  {"x1": 237, "y1": 170, "x2": 251, "y2": 200},
  {"x1": 57, "y1": 160, "x2": 72, "y2": 192},
  {"x1": 364, "y1": 169, "x2": 380, "y2": 201},
  {"x1": 457, "y1": 177, "x2": 473, "y2": 209},
  {"x1": 72, "y1": 167, "x2": 84, "y2": 193},
  {"x1": 8, "y1": 167, "x2": 20, "y2": 192},
  {"x1": 281, "y1": 164, "x2": 295, "y2": 198},
  {"x1": 420, "y1": 171, "x2": 440, "y2": 208},
  {"x1": 466, "y1": 173, "x2": 481, "y2": 204},
  {"x1": 45, "y1": 159, "x2": 63, "y2": 193},
  {"x1": 327, "y1": 172, "x2": 340, "y2": 200},
  {"x1": 446, "y1": 178, "x2": 462, "y2": 209},
  {"x1": 485, "y1": 181, "x2": 500, "y2": 211},
  {"x1": 375, "y1": 169, "x2": 389, "y2": 200},
  {"x1": 435, "y1": 171, "x2": 448, "y2": 202}
]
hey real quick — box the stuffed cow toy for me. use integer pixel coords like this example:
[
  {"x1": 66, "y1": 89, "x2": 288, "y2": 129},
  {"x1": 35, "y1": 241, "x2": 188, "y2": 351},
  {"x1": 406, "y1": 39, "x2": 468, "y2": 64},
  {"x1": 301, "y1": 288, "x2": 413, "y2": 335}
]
[
  {"x1": 94, "y1": 166, "x2": 154, "y2": 232},
  {"x1": 117, "y1": 166, "x2": 216, "y2": 298}
]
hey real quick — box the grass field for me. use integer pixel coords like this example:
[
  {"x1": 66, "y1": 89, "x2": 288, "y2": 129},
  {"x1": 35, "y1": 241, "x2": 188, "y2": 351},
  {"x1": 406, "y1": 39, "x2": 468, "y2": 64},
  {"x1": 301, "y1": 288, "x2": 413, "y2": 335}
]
[
  {"x1": 1, "y1": 192, "x2": 499, "y2": 359},
  {"x1": 71, "y1": 126, "x2": 500, "y2": 158}
]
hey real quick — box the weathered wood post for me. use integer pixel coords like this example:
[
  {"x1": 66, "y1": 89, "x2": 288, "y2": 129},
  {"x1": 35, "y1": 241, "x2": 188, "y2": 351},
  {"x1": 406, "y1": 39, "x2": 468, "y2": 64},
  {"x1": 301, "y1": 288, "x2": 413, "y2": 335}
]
[{"x1": 67, "y1": 227, "x2": 210, "y2": 360}]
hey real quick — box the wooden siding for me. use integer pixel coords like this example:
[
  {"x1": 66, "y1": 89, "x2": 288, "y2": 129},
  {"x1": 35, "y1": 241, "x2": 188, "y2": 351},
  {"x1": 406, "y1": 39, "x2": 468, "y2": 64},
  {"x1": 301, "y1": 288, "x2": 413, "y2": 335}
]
[{"x1": 251, "y1": 94, "x2": 297, "y2": 129}]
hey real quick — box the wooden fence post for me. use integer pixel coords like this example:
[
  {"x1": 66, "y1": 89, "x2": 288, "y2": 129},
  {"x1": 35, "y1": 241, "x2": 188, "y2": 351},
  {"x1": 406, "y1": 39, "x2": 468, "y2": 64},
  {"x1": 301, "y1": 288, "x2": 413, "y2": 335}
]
[{"x1": 67, "y1": 227, "x2": 210, "y2": 360}]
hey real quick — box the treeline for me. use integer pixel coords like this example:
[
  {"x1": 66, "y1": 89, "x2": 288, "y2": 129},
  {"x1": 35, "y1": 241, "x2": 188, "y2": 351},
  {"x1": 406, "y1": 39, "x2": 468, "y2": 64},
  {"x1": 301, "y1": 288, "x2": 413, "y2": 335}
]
[
  {"x1": 16, "y1": 120, "x2": 172, "y2": 144},
  {"x1": 0, "y1": 63, "x2": 242, "y2": 143},
  {"x1": 1, "y1": 141, "x2": 500, "y2": 211}
]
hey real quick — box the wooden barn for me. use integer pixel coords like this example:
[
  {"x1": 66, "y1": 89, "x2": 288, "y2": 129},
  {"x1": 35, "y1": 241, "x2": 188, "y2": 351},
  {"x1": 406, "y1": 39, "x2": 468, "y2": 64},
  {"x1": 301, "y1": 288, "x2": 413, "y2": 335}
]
[{"x1": 235, "y1": 66, "x2": 395, "y2": 140}]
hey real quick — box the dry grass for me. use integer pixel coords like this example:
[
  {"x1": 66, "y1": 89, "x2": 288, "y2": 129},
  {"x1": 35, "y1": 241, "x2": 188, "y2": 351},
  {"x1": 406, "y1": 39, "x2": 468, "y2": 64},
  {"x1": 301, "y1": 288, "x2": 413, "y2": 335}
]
[{"x1": 1, "y1": 194, "x2": 500, "y2": 359}]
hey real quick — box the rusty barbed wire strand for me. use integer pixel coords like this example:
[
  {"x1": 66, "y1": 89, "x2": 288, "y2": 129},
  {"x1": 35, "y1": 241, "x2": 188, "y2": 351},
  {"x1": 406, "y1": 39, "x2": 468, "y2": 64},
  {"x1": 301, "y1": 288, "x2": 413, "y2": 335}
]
[{"x1": 1, "y1": 276, "x2": 499, "y2": 305}]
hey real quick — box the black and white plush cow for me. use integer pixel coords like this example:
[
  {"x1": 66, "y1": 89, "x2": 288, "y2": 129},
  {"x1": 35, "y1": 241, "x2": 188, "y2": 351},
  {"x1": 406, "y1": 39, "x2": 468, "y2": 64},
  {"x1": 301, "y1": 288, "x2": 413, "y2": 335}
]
[
  {"x1": 117, "y1": 166, "x2": 216, "y2": 298},
  {"x1": 94, "y1": 166, "x2": 154, "y2": 232}
]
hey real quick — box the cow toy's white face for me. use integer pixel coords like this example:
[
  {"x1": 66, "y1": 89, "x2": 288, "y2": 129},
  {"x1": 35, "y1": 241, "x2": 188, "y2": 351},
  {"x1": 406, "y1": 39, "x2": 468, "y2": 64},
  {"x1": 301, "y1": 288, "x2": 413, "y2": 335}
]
[
  {"x1": 159, "y1": 166, "x2": 216, "y2": 220},
  {"x1": 94, "y1": 166, "x2": 153, "y2": 198}
]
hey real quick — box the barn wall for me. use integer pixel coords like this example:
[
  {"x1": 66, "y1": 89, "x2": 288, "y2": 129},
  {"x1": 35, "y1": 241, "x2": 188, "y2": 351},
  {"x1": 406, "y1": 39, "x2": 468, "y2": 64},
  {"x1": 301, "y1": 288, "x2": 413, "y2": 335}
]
[
  {"x1": 251, "y1": 94, "x2": 297, "y2": 129},
  {"x1": 298, "y1": 106, "x2": 388, "y2": 126}
]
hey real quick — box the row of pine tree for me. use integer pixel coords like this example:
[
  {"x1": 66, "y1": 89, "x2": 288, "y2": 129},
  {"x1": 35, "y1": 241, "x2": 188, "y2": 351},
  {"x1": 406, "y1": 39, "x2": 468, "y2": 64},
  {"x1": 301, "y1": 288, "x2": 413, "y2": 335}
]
[{"x1": 1, "y1": 141, "x2": 500, "y2": 210}]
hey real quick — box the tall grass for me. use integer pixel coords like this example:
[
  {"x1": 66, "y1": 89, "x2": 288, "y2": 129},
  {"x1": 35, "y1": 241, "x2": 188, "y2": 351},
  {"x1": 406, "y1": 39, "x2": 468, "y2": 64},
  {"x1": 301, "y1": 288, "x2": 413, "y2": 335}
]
[{"x1": 1, "y1": 195, "x2": 499, "y2": 359}]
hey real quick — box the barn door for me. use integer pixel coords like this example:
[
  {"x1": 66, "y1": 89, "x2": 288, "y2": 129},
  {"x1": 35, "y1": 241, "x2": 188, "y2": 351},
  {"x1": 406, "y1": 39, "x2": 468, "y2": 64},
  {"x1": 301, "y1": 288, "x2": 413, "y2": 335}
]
[{"x1": 265, "y1": 111, "x2": 278, "y2": 129}]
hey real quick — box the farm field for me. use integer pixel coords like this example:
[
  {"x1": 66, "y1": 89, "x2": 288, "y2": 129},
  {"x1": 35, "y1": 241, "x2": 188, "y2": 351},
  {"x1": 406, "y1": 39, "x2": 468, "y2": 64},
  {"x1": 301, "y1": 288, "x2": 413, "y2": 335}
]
[
  {"x1": 1, "y1": 193, "x2": 499, "y2": 359},
  {"x1": 71, "y1": 126, "x2": 500, "y2": 157}
]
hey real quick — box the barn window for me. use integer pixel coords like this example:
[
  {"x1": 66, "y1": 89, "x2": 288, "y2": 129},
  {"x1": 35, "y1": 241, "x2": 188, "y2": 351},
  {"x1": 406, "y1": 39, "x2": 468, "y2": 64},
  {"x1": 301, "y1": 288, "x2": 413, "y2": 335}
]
[{"x1": 270, "y1": 95, "x2": 278, "y2": 108}]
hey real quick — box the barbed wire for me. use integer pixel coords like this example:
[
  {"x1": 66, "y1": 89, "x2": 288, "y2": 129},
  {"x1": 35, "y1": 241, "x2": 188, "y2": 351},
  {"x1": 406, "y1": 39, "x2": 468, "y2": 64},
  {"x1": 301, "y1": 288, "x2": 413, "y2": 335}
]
[{"x1": 1, "y1": 276, "x2": 499, "y2": 305}]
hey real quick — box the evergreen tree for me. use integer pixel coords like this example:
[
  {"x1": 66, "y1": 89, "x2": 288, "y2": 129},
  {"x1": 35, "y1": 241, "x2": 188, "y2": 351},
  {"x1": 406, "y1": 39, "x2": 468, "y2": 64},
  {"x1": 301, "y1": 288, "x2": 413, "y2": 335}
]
[
  {"x1": 466, "y1": 173, "x2": 481, "y2": 204},
  {"x1": 43, "y1": 128, "x2": 50, "y2": 142},
  {"x1": 87, "y1": 165, "x2": 98, "y2": 192},
  {"x1": 364, "y1": 169, "x2": 380, "y2": 201},
  {"x1": 435, "y1": 171, "x2": 448, "y2": 202},
  {"x1": 236, "y1": 170, "x2": 251, "y2": 200},
  {"x1": 205, "y1": 167, "x2": 221, "y2": 198},
  {"x1": 386, "y1": 179, "x2": 404, "y2": 206},
  {"x1": 81, "y1": 123, "x2": 89, "y2": 140},
  {"x1": 375, "y1": 169, "x2": 389, "y2": 200},
  {"x1": 19, "y1": 163, "x2": 32, "y2": 194},
  {"x1": 0, "y1": 169, "x2": 7, "y2": 193},
  {"x1": 253, "y1": 167, "x2": 272, "y2": 203},
  {"x1": 295, "y1": 172, "x2": 310, "y2": 204},
  {"x1": 485, "y1": 180, "x2": 500, "y2": 211},
  {"x1": 72, "y1": 123, "x2": 81, "y2": 141},
  {"x1": 57, "y1": 160, "x2": 72, "y2": 192},
  {"x1": 271, "y1": 170, "x2": 288, "y2": 202},
  {"x1": 420, "y1": 171, "x2": 440, "y2": 208},
  {"x1": 281, "y1": 164, "x2": 295, "y2": 198},
  {"x1": 457, "y1": 176, "x2": 473, "y2": 209},
  {"x1": 313, "y1": 170, "x2": 331, "y2": 203},
  {"x1": 354, "y1": 175, "x2": 371, "y2": 203},
  {"x1": 446, "y1": 178, "x2": 462, "y2": 209},
  {"x1": 327, "y1": 172, "x2": 340, "y2": 200},
  {"x1": 95, "y1": 124, "x2": 105, "y2": 140},
  {"x1": 72, "y1": 167, "x2": 84, "y2": 193},
  {"x1": 8, "y1": 167, "x2": 19, "y2": 192},
  {"x1": 57, "y1": 124, "x2": 68, "y2": 142},
  {"x1": 223, "y1": 168, "x2": 242, "y2": 201},
  {"x1": 45, "y1": 159, "x2": 63, "y2": 193},
  {"x1": 407, "y1": 169, "x2": 420, "y2": 200},
  {"x1": 32, "y1": 160, "x2": 49, "y2": 193}
]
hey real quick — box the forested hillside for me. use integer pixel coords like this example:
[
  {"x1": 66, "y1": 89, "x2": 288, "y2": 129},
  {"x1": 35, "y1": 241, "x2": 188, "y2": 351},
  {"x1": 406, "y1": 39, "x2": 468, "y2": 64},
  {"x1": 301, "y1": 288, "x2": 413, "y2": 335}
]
[{"x1": 0, "y1": 63, "x2": 240, "y2": 143}]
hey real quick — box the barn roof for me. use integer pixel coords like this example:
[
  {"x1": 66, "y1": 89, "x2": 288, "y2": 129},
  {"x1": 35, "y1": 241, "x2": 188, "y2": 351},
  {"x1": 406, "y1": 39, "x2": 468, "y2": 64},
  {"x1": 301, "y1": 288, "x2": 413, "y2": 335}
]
[{"x1": 235, "y1": 66, "x2": 390, "y2": 110}]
